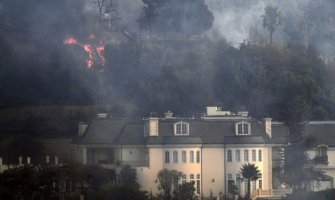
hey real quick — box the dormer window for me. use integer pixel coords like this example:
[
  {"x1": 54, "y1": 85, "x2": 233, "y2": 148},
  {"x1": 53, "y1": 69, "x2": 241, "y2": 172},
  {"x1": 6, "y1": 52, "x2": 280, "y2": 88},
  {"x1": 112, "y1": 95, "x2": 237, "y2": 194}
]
[
  {"x1": 235, "y1": 121, "x2": 251, "y2": 135},
  {"x1": 174, "y1": 121, "x2": 189, "y2": 135}
]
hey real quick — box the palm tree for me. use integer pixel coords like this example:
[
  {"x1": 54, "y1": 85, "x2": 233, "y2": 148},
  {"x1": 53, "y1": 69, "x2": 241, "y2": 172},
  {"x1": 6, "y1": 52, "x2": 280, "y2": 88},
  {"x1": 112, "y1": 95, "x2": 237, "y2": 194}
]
[
  {"x1": 262, "y1": 6, "x2": 281, "y2": 47},
  {"x1": 240, "y1": 163, "x2": 261, "y2": 200}
]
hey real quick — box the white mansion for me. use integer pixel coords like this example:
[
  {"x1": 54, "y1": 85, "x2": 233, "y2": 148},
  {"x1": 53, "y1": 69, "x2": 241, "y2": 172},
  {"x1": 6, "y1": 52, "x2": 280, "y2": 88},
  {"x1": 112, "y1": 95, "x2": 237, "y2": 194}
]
[{"x1": 73, "y1": 106, "x2": 335, "y2": 198}]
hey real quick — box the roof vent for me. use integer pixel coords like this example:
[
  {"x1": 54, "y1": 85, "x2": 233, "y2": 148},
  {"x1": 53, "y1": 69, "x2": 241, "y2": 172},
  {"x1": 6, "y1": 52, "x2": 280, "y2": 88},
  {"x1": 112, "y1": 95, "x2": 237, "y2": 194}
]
[
  {"x1": 164, "y1": 111, "x2": 174, "y2": 119},
  {"x1": 206, "y1": 106, "x2": 231, "y2": 116},
  {"x1": 237, "y1": 111, "x2": 248, "y2": 117},
  {"x1": 97, "y1": 113, "x2": 108, "y2": 119}
]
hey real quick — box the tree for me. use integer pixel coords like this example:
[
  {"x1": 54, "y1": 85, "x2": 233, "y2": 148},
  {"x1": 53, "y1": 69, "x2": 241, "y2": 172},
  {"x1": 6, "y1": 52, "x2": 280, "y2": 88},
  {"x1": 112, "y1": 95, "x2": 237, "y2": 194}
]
[
  {"x1": 157, "y1": 168, "x2": 183, "y2": 200},
  {"x1": 5, "y1": 135, "x2": 45, "y2": 164},
  {"x1": 88, "y1": 0, "x2": 119, "y2": 24},
  {"x1": 173, "y1": 182, "x2": 195, "y2": 200},
  {"x1": 138, "y1": 0, "x2": 214, "y2": 39},
  {"x1": 262, "y1": 6, "x2": 281, "y2": 46},
  {"x1": 240, "y1": 163, "x2": 261, "y2": 200},
  {"x1": 137, "y1": 0, "x2": 168, "y2": 39},
  {"x1": 0, "y1": 165, "x2": 60, "y2": 199},
  {"x1": 280, "y1": 131, "x2": 325, "y2": 193},
  {"x1": 100, "y1": 185, "x2": 148, "y2": 200},
  {"x1": 120, "y1": 165, "x2": 140, "y2": 189}
]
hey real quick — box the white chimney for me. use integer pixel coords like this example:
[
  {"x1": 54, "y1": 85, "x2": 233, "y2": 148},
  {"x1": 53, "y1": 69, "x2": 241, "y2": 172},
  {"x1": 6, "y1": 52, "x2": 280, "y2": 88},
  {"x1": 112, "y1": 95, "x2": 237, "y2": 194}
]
[
  {"x1": 55, "y1": 156, "x2": 59, "y2": 165},
  {"x1": 46, "y1": 155, "x2": 50, "y2": 164},
  {"x1": 27, "y1": 157, "x2": 31, "y2": 164},
  {"x1": 264, "y1": 118, "x2": 272, "y2": 138},
  {"x1": 78, "y1": 122, "x2": 89, "y2": 136},
  {"x1": 147, "y1": 113, "x2": 159, "y2": 136},
  {"x1": 0, "y1": 157, "x2": 2, "y2": 165},
  {"x1": 19, "y1": 156, "x2": 22, "y2": 165}
]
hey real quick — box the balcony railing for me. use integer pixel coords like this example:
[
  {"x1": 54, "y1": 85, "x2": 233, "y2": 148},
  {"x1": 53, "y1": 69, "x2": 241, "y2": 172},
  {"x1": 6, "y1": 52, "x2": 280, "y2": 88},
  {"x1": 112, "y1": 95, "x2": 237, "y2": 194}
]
[
  {"x1": 313, "y1": 155, "x2": 328, "y2": 165},
  {"x1": 122, "y1": 160, "x2": 149, "y2": 167},
  {"x1": 251, "y1": 188, "x2": 292, "y2": 198}
]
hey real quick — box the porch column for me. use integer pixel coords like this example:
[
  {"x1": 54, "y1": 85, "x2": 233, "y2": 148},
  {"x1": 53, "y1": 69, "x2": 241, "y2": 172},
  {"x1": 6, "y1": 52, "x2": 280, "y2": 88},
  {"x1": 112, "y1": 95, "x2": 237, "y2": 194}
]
[
  {"x1": 82, "y1": 148, "x2": 87, "y2": 164},
  {"x1": 268, "y1": 147, "x2": 273, "y2": 190}
]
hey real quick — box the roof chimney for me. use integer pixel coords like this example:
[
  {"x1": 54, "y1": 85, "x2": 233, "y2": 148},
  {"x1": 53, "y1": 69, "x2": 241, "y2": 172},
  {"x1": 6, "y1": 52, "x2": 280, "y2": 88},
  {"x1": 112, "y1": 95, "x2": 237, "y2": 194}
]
[
  {"x1": 164, "y1": 111, "x2": 173, "y2": 119},
  {"x1": 147, "y1": 113, "x2": 159, "y2": 136},
  {"x1": 264, "y1": 118, "x2": 272, "y2": 138},
  {"x1": 78, "y1": 122, "x2": 88, "y2": 136}
]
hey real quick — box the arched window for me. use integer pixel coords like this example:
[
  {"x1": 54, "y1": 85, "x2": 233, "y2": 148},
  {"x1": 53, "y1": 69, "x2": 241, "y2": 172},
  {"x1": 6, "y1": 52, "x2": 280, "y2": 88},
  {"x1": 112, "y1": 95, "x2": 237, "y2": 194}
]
[
  {"x1": 315, "y1": 145, "x2": 328, "y2": 164},
  {"x1": 174, "y1": 121, "x2": 189, "y2": 135},
  {"x1": 235, "y1": 121, "x2": 251, "y2": 135}
]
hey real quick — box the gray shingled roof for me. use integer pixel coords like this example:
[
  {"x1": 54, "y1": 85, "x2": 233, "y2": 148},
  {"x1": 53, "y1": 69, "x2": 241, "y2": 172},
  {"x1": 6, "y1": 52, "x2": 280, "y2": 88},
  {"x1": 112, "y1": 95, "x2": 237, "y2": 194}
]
[
  {"x1": 76, "y1": 118, "x2": 274, "y2": 145},
  {"x1": 301, "y1": 122, "x2": 335, "y2": 147},
  {"x1": 224, "y1": 136, "x2": 268, "y2": 144},
  {"x1": 116, "y1": 122, "x2": 147, "y2": 145},
  {"x1": 77, "y1": 119, "x2": 127, "y2": 144},
  {"x1": 147, "y1": 136, "x2": 202, "y2": 145},
  {"x1": 270, "y1": 123, "x2": 289, "y2": 144},
  {"x1": 157, "y1": 119, "x2": 269, "y2": 144}
]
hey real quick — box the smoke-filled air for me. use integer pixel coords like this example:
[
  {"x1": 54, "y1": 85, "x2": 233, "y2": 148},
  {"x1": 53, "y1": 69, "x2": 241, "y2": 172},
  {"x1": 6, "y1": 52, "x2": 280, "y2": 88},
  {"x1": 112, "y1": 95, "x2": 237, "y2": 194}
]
[{"x1": 0, "y1": 0, "x2": 335, "y2": 120}]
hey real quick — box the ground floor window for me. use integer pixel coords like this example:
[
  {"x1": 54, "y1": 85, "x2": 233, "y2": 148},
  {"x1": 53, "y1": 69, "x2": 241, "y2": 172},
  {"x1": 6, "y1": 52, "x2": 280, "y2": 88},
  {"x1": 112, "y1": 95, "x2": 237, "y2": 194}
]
[
  {"x1": 196, "y1": 174, "x2": 201, "y2": 194},
  {"x1": 190, "y1": 174, "x2": 194, "y2": 184},
  {"x1": 259, "y1": 179, "x2": 262, "y2": 190},
  {"x1": 228, "y1": 174, "x2": 235, "y2": 194},
  {"x1": 236, "y1": 174, "x2": 241, "y2": 192},
  {"x1": 244, "y1": 180, "x2": 248, "y2": 193},
  {"x1": 181, "y1": 174, "x2": 186, "y2": 184}
]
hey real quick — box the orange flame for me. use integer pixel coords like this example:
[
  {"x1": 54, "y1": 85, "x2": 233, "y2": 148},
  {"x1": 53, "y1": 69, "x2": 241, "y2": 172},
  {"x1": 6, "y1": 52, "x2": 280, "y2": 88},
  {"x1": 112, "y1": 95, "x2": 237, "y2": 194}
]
[
  {"x1": 64, "y1": 38, "x2": 78, "y2": 44},
  {"x1": 63, "y1": 36, "x2": 105, "y2": 69},
  {"x1": 96, "y1": 41, "x2": 105, "y2": 66}
]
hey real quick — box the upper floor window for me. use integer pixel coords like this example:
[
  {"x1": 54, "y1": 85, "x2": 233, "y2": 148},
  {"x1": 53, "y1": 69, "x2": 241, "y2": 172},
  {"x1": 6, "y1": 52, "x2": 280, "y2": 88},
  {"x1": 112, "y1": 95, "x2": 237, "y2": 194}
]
[
  {"x1": 236, "y1": 149, "x2": 240, "y2": 161},
  {"x1": 165, "y1": 151, "x2": 170, "y2": 163},
  {"x1": 235, "y1": 121, "x2": 251, "y2": 135},
  {"x1": 227, "y1": 150, "x2": 232, "y2": 162},
  {"x1": 174, "y1": 121, "x2": 189, "y2": 135},
  {"x1": 244, "y1": 149, "x2": 249, "y2": 161},
  {"x1": 258, "y1": 150, "x2": 262, "y2": 162},
  {"x1": 252, "y1": 149, "x2": 256, "y2": 161},
  {"x1": 196, "y1": 151, "x2": 201, "y2": 163},
  {"x1": 182, "y1": 151, "x2": 187, "y2": 163},
  {"x1": 173, "y1": 151, "x2": 178, "y2": 163},
  {"x1": 190, "y1": 151, "x2": 194, "y2": 163}
]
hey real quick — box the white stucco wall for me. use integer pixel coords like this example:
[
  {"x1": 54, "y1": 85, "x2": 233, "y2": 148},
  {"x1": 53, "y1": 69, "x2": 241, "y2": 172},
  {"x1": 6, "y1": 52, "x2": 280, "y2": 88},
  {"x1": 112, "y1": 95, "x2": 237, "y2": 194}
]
[
  {"x1": 202, "y1": 147, "x2": 225, "y2": 197},
  {"x1": 224, "y1": 146, "x2": 272, "y2": 195},
  {"x1": 307, "y1": 147, "x2": 335, "y2": 191},
  {"x1": 136, "y1": 146, "x2": 202, "y2": 195},
  {"x1": 121, "y1": 146, "x2": 148, "y2": 166}
]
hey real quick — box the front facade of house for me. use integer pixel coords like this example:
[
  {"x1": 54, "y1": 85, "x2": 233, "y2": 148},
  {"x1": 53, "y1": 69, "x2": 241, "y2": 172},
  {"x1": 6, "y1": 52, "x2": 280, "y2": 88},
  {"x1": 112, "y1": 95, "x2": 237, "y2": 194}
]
[
  {"x1": 75, "y1": 107, "x2": 281, "y2": 198},
  {"x1": 1, "y1": 107, "x2": 335, "y2": 198}
]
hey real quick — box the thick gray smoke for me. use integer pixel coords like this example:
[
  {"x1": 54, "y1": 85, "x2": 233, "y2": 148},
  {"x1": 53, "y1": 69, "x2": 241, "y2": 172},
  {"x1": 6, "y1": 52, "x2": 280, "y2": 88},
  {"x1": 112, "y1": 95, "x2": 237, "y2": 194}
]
[
  {"x1": 205, "y1": 0, "x2": 335, "y2": 60},
  {"x1": 115, "y1": 0, "x2": 335, "y2": 60}
]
